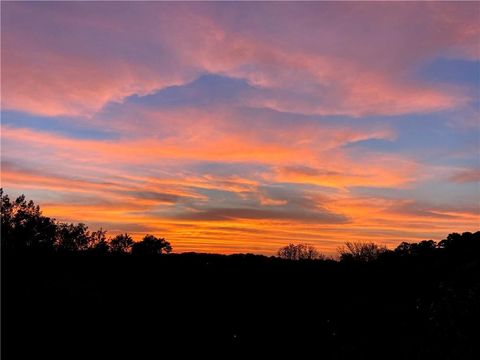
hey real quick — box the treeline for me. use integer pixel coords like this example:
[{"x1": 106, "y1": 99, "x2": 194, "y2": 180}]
[
  {"x1": 2, "y1": 189, "x2": 479, "y2": 262},
  {"x1": 1, "y1": 189, "x2": 171, "y2": 255},
  {"x1": 278, "y1": 232, "x2": 480, "y2": 263},
  {"x1": 3, "y1": 190, "x2": 480, "y2": 359}
]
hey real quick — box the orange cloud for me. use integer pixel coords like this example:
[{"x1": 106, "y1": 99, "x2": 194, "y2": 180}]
[
  {"x1": 4, "y1": 124, "x2": 475, "y2": 255},
  {"x1": 2, "y1": 2, "x2": 478, "y2": 255}
]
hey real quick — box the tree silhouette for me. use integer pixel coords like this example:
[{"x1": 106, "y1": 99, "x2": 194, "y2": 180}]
[
  {"x1": 277, "y1": 243, "x2": 325, "y2": 260},
  {"x1": 56, "y1": 222, "x2": 91, "y2": 252},
  {"x1": 109, "y1": 233, "x2": 134, "y2": 254},
  {"x1": 338, "y1": 242, "x2": 388, "y2": 262},
  {"x1": 1, "y1": 189, "x2": 57, "y2": 252},
  {"x1": 438, "y1": 231, "x2": 480, "y2": 257},
  {"x1": 395, "y1": 240, "x2": 437, "y2": 256},
  {"x1": 1, "y1": 190, "x2": 175, "y2": 255},
  {"x1": 131, "y1": 234, "x2": 172, "y2": 255},
  {"x1": 2, "y1": 188, "x2": 477, "y2": 268},
  {"x1": 88, "y1": 228, "x2": 110, "y2": 253},
  {"x1": 3, "y1": 188, "x2": 480, "y2": 359}
]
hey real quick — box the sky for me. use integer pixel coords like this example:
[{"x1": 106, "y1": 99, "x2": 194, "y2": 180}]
[{"x1": 1, "y1": 1, "x2": 479, "y2": 255}]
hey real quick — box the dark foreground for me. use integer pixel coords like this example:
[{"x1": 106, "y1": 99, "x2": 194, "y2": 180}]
[{"x1": 3, "y1": 249, "x2": 480, "y2": 359}]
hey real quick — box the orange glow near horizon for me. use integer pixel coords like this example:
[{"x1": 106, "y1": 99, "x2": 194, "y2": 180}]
[{"x1": 2, "y1": 2, "x2": 479, "y2": 255}]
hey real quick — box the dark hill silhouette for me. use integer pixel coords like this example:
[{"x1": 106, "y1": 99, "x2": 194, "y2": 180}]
[{"x1": 2, "y1": 190, "x2": 480, "y2": 359}]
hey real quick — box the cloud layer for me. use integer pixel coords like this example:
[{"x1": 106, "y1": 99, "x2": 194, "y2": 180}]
[{"x1": 2, "y1": 2, "x2": 479, "y2": 254}]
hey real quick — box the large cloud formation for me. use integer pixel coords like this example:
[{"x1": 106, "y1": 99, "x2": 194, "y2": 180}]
[{"x1": 2, "y1": 2, "x2": 479, "y2": 254}]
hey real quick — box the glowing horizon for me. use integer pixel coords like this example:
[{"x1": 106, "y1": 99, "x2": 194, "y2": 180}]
[{"x1": 1, "y1": 2, "x2": 479, "y2": 255}]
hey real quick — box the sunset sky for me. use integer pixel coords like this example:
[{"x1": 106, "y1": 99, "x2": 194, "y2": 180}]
[{"x1": 1, "y1": 2, "x2": 479, "y2": 254}]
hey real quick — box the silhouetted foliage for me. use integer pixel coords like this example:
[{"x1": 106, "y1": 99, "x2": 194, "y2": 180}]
[
  {"x1": 56, "y1": 222, "x2": 91, "y2": 252},
  {"x1": 438, "y1": 231, "x2": 480, "y2": 256},
  {"x1": 395, "y1": 239, "x2": 437, "y2": 256},
  {"x1": 277, "y1": 243, "x2": 325, "y2": 260},
  {"x1": 0, "y1": 190, "x2": 173, "y2": 256},
  {"x1": 131, "y1": 234, "x2": 172, "y2": 255},
  {"x1": 88, "y1": 228, "x2": 110, "y2": 254},
  {"x1": 109, "y1": 233, "x2": 134, "y2": 254},
  {"x1": 393, "y1": 232, "x2": 480, "y2": 259},
  {"x1": 2, "y1": 190, "x2": 480, "y2": 359},
  {"x1": 1, "y1": 189, "x2": 57, "y2": 253},
  {"x1": 338, "y1": 241, "x2": 388, "y2": 262}
]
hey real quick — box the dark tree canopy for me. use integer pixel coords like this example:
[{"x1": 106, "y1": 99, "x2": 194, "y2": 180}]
[
  {"x1": 2, "y1": 189, "x2": 479, "y2": 262},
  {"x1": 395, "y1": 240, "x2": 437, "y2": 256},
  {"x1": 88, "y1": 228, "x2": 110, "y2": 253},
  {"x1": 1, "y1": 189, "x2": 57, "y2": 252},
  {"x1": 110, "y1": 233, "x2": 134, "y2": 254},
  {"x1": 131, "y1": 235, "x2": 172, "y2": 255},
  {"x1": 1, "y1": 190, "x2": 173, "y2": 255},
  {"x1": 56, "y1": 223, "x2": 91, "y2": 252},
  {"x1": 277, "y1": 243, "x2": 325, "y2": 260},
  {"x1": 338, "y1": 242, "x2": 388, "y2": 263},
  {"x1": 2, "y1": 190, "x2": 480, "y2": 360},
  {"x1": 438, "y1": 232, "x2": 480, "y2": 255}
]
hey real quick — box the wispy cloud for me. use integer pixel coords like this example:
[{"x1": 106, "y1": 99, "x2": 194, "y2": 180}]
[{"x1": 2, "y1": 2, "x2": 478, "y2": 254}]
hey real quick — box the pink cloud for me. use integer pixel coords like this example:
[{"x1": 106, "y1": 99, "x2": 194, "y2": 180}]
[
  {"x1": 2, "y1": 2, "x2": 476, "y2": 117},
  {"x1": 2, "y1": 2, "x2": 478, "y2": 254},
  {"x1": 450, "y1": 168, "x2": 480, "y2": 183},
  {"x1": 2, "y1": 120, "x2": 412, "y2": 192}
]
